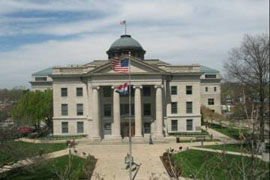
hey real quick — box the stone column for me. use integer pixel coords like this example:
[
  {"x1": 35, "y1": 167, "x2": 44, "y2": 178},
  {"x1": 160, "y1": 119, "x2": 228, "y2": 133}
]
[
  {"x1": 92, "y1": 86, "x2": 101, "y2": 141},
  {"x1": 134, "y1": 85, "x2": 142, "y2": 138},
  {"x1": 112, "y1": 86, "x2": 121, "y2": 140},
  {"x1": 155, "y1": 85, "x2": 164, "y2": 138}
]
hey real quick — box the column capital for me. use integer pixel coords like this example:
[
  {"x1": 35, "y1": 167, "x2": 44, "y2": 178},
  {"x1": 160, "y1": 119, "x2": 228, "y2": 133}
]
[
  {"x1": 92, "y1": 86, "x2": 100, "y2": 90},
  {"x1": 154, "y1": 84, "x2": 164, "y2": 89},
  {"x1": 133, "y1": 85, "x2": 142, "y2": 89}
]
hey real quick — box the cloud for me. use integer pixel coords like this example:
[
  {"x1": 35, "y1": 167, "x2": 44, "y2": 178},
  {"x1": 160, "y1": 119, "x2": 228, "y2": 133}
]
[{"x1": 0, "y1": 0, "x2": 268, "y2": 88}]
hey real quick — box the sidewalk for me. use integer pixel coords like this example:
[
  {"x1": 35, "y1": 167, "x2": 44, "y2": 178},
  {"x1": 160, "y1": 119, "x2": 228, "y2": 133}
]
[
  {"x1": 190, "y1": 146, "x2": 262, "y2": 159},
  {"x1": 74, "y1": 141, "x2": 220, "y2": 180},
  {"x1": 202, "y1": 126, "x2": 238, "y2": 144},
  {"x1": 0, "y1": 149, "x2": 69, "y2": 174}
]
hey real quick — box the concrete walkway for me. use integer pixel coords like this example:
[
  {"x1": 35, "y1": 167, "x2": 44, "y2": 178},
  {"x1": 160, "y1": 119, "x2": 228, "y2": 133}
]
[
  {"x1": 202, "y1": 126, "x2": 238, "y2": 144},
  {"x1": 0, "y1": 149, "x2": 69, "y2": 174},
  {"x1": 74, "y1": 141, "x2": 221, "y2": 180},
  {"x1": 190, "y1": 147, "x2": 262, "y2": 159}
]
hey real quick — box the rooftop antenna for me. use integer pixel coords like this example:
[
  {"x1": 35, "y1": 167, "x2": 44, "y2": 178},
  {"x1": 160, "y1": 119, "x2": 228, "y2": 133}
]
[{"x1": 120, "y1": 20, "x2": 127, "y2": 34}]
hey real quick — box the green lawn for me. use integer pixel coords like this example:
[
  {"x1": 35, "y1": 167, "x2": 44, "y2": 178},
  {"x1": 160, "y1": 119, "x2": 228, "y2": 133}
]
[
  {"x1": 173, "y1": 149, "x2": 269, "y2": 180},
  {"x1": 199, "y1": 144, "x2": 253, "y2": 153},
  {"x1": 0, "y1": 141, "x2": 67, "y2": 167},
  {"x1": 1, "y1": 155, "x2": 96, "y2": 180},
  {"x1": 209, "y1": 123, "x2": 249, "y2": 140}
]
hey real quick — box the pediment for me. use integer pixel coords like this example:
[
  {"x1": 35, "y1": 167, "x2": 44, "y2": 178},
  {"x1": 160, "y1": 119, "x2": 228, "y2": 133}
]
[{"x1": 87, "y1": 56, "x2": 165, "y2": 74}]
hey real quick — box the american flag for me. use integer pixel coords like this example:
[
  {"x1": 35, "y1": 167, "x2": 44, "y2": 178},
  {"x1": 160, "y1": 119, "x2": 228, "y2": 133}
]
[{"x1": 111, "y1": 58, "x2": 129, "y2": 74}]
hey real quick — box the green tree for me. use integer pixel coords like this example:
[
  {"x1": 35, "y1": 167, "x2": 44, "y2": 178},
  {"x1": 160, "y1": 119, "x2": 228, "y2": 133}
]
[{"x1": 11, "y1": 89, "x2": 53, "y2": 130}]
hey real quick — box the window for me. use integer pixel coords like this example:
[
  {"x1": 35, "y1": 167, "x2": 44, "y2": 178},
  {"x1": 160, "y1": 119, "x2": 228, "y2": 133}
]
[
  {"x1": 143, "y1": 104, "x2": 151, "y2": 116},
  {"x1": 214, "y1": 87, "x2": 217, "y2": 92},
  {"x1": 144, "y1": 123, "x2": 151, "y2": 134},
  {"x1": 205, "y1": 74, "x2": 216, "y2": 79},
  {"x1": 186, "y1": 86, "x2": 192, "y2": 95},
  {"x1": 62, "y1": 122, "x2": 68, "y2": 133},
  {"x1": 171, "y1": 102, "x2": 177, "y2": 114},
  {"x1": 120, "y1": 104, "x2": 134, "y2": 115},
  {"x1": 61, "y1": 104, "x2": 68, "y2": 116},
  {"x1": 76, "y1": 88, "x2": 83, "y2": 96},
  {"x1": 186, "y1": 102, "x2": 193, "y2": 113},
  {"x1": 186, "y1": 119, "x2": 193, "y2": 131},
  {"x1": 171, "y1": 86, "x2": 177, "y2": 95},
  {"x1": 171, "y1": 120, "x2": 178, "y2": 131},
  {"x1": 77, "y1": 104, "x2": 83, "y2": 116},
  {"x1": 103, "y1": 86, "x2": 112, "y2": 97},
  {"x1": 143, "y1": 87, "x2": 151, "y2": 96},
  {"x1": 77, "y1": 122, "x2": 84, "y2": 133},
  {"x1": 104, "y1": 123, "x2": 112, "y2": 135},
  {"x1": 211, "y1": 109, "x2": 215, "y2": 113},
  {"x1": 208, "y1": 98, "x2": 215, "y2": 105},
  {"x1": 205, "y1": 87, "x2": 208, "y2": 92},
  {"x1": 104, "y1": 104, "x2": 112, "y2": 117},
  {"x1": 61, "y1": 88, "x2": 68, "y2": 97},
  {"x1": 35, "y1": 77, "x2": 47, "y2": 81}
]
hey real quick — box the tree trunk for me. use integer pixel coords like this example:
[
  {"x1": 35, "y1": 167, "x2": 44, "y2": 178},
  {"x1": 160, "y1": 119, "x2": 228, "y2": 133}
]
[{"x1": 259, "y1": 83, "x2": 265, "y2": 142}]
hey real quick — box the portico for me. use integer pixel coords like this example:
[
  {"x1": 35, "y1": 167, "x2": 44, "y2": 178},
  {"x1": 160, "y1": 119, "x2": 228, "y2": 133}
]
[{"x1": 91, "y1": 83, "x2": 164, "y2": 141}]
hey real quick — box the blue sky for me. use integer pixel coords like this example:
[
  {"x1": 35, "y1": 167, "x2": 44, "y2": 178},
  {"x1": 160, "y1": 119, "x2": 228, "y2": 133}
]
[{"x1": 0, "y1": 0, "x2": 268, "y2": 88}]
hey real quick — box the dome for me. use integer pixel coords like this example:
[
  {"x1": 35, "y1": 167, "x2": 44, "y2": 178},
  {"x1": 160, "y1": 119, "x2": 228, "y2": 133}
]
[
  {"x1": 109, "y1": 35, "x2": 144, "y2": 51},
  {"x1": 107, "y1": 35, "x2": 146, "y2": 60}
]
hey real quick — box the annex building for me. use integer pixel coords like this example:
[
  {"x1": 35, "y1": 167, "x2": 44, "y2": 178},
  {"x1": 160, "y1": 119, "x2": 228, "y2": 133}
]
[{"x1": 31, "y1": 34, "x2": 221, "y2": 141}]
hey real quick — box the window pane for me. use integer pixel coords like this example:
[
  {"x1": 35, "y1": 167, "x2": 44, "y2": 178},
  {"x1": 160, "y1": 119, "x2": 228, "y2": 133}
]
[
  {"x1": 61, "y1": 88, "x2": 68, "y2": 97},
  {"x1": 61, "y1": 104, "x2": 68, "y2": 116},
  {"x1": 104, "y1": 123, "x2": 112, "y2": 135},
  {"x1": 171, "y1": 120, "x2": 178, "y2": 131},
  {"x1": 77, "y1": 104, "x2": 83, "y2": 116},
  {"x1": 144, "y1": 123, "x2": 151, "y2": 134},
  {"x1": 214, "y1": 87, "x2": 217, "y2": 92},
  {"x1": 35, "y1": 77, "x2": 47, "y2": 81},
  {"x1": 171, "y1": 102, "x2": 177, "y2": 114},
  {"x1": 62, "y1": 122, "x2": 68, "y2": 133},
  {"x1": 120, "y1": 104, "x2": 134, "y2": 115},
  {"x1": 186, "y1": 119, "x2": 193, "y2": 131},
  {"x1": 143, "y1": 104, "x2": 151, "y2": 116},
  {"x1": 77, "y1": 122, "x2": 84, "y2": 133},
  {"x1": 186, "y1": 86, "x2": 192, "y2": 95},
  {"x1": 76, "y1": 88, "x2": 83, "y2": 96},
  {"x1": 143, "y1": 87, "x2": 151, "y2": 96},
  {"x1": 104, "y1": 104, "x2": 111, "y2": 117},
  {"x1": 103, "y1": 86, "x2": 112, "y2": 97},
  {"x1": 205, "y1": 74, "x2": 216, "y2": 79},
  {"x1": 171, "y1": 86, "x2": 177, "y2": 95},
  {"x1": 205, "y1": 87, "x2": 208, "y2": 92},
  {"x1": 208, "y1": 98, "x2": 215, "y2": 105},
  {"x1": 186, "y1": 102, "x2": 192, "y2": 113}
]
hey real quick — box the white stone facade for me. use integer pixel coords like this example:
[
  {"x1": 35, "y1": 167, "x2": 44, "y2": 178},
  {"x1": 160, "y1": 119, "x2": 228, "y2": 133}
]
[{"x1": 30, "y1": 35, "x2": 221, "y2": 141}]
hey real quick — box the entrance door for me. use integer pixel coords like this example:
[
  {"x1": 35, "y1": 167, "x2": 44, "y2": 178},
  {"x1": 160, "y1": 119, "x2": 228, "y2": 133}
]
[{"x1": 121, "y1": 123, "x2": 135, "y2": 137}]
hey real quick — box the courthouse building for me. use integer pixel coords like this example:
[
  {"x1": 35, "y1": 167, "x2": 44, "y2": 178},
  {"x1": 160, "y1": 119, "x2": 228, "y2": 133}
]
[{"x1": 31, "y1": 34, "x2": 221, "y2": 141}]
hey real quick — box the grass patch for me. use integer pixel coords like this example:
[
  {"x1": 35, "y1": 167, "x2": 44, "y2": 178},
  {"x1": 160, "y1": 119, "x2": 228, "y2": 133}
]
[
  {"x1": 0, "y1": 141, "x2": 66, "y2": 167},
  {"x1": 199, "y1": 144, "x2": 252, "y2": 153},
  {"x1": 209, "y1": 123, "x2": 249, "y2": 140},
  {"x1": 173, "y1": 149, "x2": 269, "y2": 180},
  {"x1": 1, "y1": 155, "x2": 96, "y2": 180}
]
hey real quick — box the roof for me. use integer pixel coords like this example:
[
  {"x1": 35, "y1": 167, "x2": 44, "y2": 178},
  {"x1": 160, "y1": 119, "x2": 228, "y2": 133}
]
[
  {"x1": 32, "y1": 67, "x2": 52, "y2": 76},
  {"x1": 200, "y1": 65, "x2": 219, "y2": 73},
  {"x1": 108, "y1": 35, "x2": 144, "y2": 51}
]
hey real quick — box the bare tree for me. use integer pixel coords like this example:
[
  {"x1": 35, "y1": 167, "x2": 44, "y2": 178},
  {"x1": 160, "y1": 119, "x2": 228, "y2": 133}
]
[{"x1": 224, "y1": 33, "x2": 269, "y2": 143}]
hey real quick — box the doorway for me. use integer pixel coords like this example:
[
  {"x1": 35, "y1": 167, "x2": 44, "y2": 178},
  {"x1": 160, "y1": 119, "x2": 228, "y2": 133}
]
[{"x1": 121, "y1": 122, "x2": 135, "y2": 137}]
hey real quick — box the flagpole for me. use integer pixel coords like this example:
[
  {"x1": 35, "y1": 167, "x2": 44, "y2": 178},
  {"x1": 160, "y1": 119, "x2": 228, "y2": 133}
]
[
  {"x1": 125, "y1": 23, "x2": 127, "y2": 35},
  {"x1": 128, "y1": 52, "x2": 132, "y2": 180}
]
